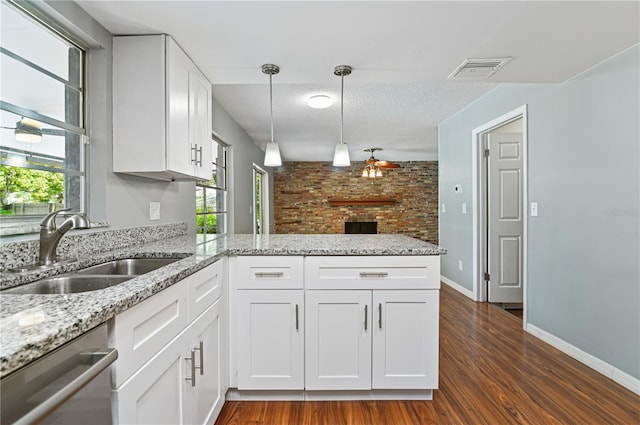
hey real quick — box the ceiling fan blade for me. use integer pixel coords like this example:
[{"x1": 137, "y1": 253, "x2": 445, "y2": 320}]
[{"x1": 375, "y1": 160, "x2": 400, "y2": 168}]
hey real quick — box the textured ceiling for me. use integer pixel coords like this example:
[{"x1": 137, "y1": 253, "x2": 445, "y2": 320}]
[{"x1": 76, "y1": 1, "x2": 640, "y2": 162}]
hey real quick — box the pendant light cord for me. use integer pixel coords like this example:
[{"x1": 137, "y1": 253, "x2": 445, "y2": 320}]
[
  {"x1": 340, "y1": 73, "x2": 344, "y2": 145},
  {"x1": 269, "y1": 73, "x2": 274, "y2": 144}
]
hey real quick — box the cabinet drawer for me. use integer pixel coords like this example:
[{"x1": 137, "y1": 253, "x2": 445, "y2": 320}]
[
  {"x1": 230, "y1": 256, "x2": 303, "y2": 289},
  {"x1": 111, "y1": 280, "x2": 189, "y2": 387},
  {"x1": 305, "y1": 256, "x2": 440, "y2": 290},
  {"x1": 188, "y1": 259, "x2": 224, "y2": 321}
]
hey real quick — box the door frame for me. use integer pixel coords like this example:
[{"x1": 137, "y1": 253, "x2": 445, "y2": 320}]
[
  {"x1": 252, "y1": 163, "x2": 270, "y2": 235},
  {"x1": 471, "y1": 105, "x2": 528, "y2": 325}
]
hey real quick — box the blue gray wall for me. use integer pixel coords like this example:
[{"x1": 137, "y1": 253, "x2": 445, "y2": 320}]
[{"x1": 439, "y1": 45, "x2": 639, "y2": 379}]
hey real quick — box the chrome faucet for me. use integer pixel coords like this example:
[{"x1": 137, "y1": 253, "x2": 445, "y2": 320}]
[{"x1": 39, "y1": 208, "x2": 90, "y2": 264}]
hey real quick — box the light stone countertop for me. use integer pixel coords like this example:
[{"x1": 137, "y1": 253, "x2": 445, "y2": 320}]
[{"x1": 0, "y1": 233, "x2": 445, "y2": 378}]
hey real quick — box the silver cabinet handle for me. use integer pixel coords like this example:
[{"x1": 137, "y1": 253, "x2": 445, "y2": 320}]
[
  {"x1": 295, "y1": 304, "x2": 299, "y2": 331},
  {"x1": 195, "y1": 341, "x2": 204, "y2": 376},
  {"x1": 378, "y1": 303, "x2": 382, "y2": 329},
  {"x1": 191, "y1": 144, "x2": 198, "y2": 164},
  {"x1": 254, "y1": 271, "x2": 284, "y2": 278},
  {"x1": 196, "y1": 145, "x2": 203, "y2": 167},
  {"x1": 364, "y1": 305, "x2": 368, "y2": 331},
  {"x1": 185, "y1": 350, "x2": 196, "y2": 387},
  {"x1": 359, "y1": 272, "x2": 389, "y2": 278}
]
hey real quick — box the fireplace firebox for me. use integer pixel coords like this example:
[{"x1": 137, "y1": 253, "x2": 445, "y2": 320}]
[{"x1": 345, "y1": 221, "x2": 377, "y2": 234}]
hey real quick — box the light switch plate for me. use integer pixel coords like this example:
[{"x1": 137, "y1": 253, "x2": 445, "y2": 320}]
[
  {"x1": 531, "y1": 202, "x2": 538, "y2": 217},
  {"x1": 442, "y1": 203, "x2": 446, "y2": 213},
  {"x1": 150, "y1": 202, "x2": 160, "y2": 221},
  {"x1": 458, "y1": 260, "x2": 463, "y2": 271},
  {"x1": 462, "y1": 202, "x2": 467, "y2": 214}
]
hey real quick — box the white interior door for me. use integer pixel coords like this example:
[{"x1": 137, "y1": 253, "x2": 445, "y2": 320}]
[{"x1": 487, "y1": 132, "x2": 524, "y2": 303}]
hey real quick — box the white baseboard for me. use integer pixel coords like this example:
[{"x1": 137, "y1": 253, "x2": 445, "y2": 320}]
[
  {"x1": 440, "y1": 275, "x2": 475, "y2": 300},
  {"x1": 526, "y1": 324, "x2": 640, "y2": 395}
]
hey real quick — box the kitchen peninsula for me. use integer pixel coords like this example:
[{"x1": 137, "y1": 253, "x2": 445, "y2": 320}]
[{"x1": 1, "y1": 225, "x2": 445, "y2": 422}]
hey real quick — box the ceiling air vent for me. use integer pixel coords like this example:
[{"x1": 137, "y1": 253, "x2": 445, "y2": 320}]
[{"x1": 447, "y1": 57, "x2": 512, "y2": 80}]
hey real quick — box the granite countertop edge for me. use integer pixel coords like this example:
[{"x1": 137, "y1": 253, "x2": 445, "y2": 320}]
[{"x1": 0, "y1": 234, "x2": 445, "y2": 378}]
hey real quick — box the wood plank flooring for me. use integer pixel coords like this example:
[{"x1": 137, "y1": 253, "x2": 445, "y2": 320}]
[{"x1": 215, "y1": 284, "x2": 639, "y2": 425}]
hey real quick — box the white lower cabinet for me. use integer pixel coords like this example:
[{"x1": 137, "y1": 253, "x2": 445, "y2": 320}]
[
  {"x1": 112, "y1": 260, "x2": 227, "y2": 424},
  {"x1": 305, "y1": 290, "x2": 371, "y2": 390},
  {"x1": 372, "y1": 290, "x2": 439, "y2": 389},
  {"x1": 230, "y1": 255, "x2": 440, "y2": 399},
  {"x1": 305, "y1": 289, "x2": 439, "y2": 391},
  {"x1": 236, "y1": 290, "x2": 304, "y2": 390},
  {"x1": 114, "y1": 329, "x2": 189, "y2": 424}
]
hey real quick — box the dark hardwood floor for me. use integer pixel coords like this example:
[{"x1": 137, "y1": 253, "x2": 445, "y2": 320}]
[{"x1": 215, "y1": 284, "x2": 639, "y2": 424}]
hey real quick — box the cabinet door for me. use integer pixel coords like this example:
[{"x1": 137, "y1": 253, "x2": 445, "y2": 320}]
[
  {"x1": 191, "y1": 70, "x2": 212, "y2": 181},
  {"x1": 237, "y1": 290, "x2": 304, "y2": 390},
  {"x1": 372, "y1": 290, "x2": 439, "y2": 389},
  {"x1": 189, "y1": 299, "x2": 226, "y2": 425},
  {"x1": 114, "y1": 330, "x2": 190, "y2": 425},
  {"x1": 305, "y1": 290, "x2": 372, "y2": 390},
  {"x1": 166, "y1": 37, "x2": 193, "y2": 177}
]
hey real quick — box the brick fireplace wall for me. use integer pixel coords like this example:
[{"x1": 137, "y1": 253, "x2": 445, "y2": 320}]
[{"x1": 273, "y1": 161, "x2": 438, "y2": 243}]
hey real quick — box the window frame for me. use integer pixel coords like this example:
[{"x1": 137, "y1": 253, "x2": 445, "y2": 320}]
[
  {"x1": 195, "y1": 136, "x2": 228, "y2": 237},
  {"x1": 0, "y1": 0, "x2": 88, "y2": 229}
]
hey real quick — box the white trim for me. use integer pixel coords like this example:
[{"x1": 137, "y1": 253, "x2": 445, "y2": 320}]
[
  {"x1": 227, "y1": 389, "x2": 432, "y2": 401},
  {"x1": 526, "y1": 324, "x2": 640, "y2": 395},
  {"x1": 440, "y1": 276, "x2": 475, "y2": 300},
  {"x1": 471, "y1": 105, "x2": 528, "y2": 326}
]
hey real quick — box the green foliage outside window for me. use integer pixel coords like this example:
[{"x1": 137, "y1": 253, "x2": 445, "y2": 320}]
[{"x1": 0, "y1": 165, "x2": 64, "y2": 215}]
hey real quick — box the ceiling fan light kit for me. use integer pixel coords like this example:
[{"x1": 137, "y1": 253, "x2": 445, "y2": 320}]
[
  {"x1": 362, "y1": 147, "x2": 399, "y2": 178},
  {"x1": 262, "y1": 63, "x2": 282, "y2": 167},
  {"x1": 332, "y1": 65, "x2": 352, "y2": 167},
  {"x1": 14, "y1": 117, "x2": 42, "y2": 143}
]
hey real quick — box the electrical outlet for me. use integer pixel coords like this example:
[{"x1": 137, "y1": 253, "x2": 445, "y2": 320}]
[
  {"x1": 149, "y1": 202, "x2": 160, "y2": 221},
  {"x1": 458, "y1": 260, "x2": 463, "y2": 271}
]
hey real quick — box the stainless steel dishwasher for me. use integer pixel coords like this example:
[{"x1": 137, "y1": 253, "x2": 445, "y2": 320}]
[{"x1": 1, "y1": 323, "x2": 117, "y2": 425}]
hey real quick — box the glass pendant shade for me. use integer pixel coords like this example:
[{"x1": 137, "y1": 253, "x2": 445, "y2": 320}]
[
  {"x1": 333, "y1": 143, "x2": 351, "y2": 167},
  {"x1": 264, "y1": 142, "x2": 282, "y2": 167}
]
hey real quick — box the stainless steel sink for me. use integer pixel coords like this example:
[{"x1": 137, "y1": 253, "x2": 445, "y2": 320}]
[
  {"x1": 3, "y1": 257, "x2": 184, "y2": 294},
  {"x1": 73, "y1": 258, "x2": 181, "y2": 275},
  {"x1": 2, "y1": 275, "x2": 132, "y2": 294}
]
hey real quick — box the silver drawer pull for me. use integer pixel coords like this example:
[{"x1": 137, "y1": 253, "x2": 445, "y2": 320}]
[
  {"x1": 359, "y1": 272, "x2": 389, "y2": 278},
  {"x1": 254, "y1": 272, "x2": 284, "y2": 278}
]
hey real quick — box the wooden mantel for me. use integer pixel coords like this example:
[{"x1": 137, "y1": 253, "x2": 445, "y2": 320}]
[{"x1": 328, "y1": 198, "x2": 396, "y2": 207}]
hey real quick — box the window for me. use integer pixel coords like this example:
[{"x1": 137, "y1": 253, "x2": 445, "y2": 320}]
[
  {"x1": 196, "y1": 139, "x2": 227, "y2": 236},
  {"x1": 0, "y1": 1, "x2": 86, "y2": 235},
  {"x1": 253, "y1": 164, "x2": 268, "y2": 235}
]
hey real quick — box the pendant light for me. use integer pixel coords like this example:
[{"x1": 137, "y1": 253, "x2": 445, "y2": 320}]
[
  {"x1": 262, "y1": 64, "x2": 282, "y2": 167},
  {"x1": 332, "y1": 65, "x2": 352, "y2": 166}
]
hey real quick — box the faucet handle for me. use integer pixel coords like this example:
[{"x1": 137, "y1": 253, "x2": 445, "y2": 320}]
[{"x1": 40, "y1": 208, "x2": 71, "y2": 229}]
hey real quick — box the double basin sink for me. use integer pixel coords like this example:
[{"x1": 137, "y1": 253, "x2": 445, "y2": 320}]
[{"x1": 3, "y1": 258, "x2": 183, "y2": 295}]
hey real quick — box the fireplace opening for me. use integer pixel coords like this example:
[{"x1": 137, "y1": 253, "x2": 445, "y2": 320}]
[{"x1": 345, "y1": 221, "x2": 377, "y2": 234}]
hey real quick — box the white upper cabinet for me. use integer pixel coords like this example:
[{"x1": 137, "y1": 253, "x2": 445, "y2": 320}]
[{"x1": 113, "y1": 34, "x2": 212, "y2": 181}]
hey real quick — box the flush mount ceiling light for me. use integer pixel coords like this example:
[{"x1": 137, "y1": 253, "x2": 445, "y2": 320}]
[
  {"x1": 332, "y1": 65, "x2": 352, "y2": 167},
  {"x1": 262, "y1": 63, "x2": 282, "y2": 167},
  {"x1": 307, "y1": 95, "x2": 333, "y2": 109}
]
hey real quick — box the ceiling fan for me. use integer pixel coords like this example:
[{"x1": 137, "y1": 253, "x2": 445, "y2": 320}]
[{"x1": 362, "y1": 148, "x2": 399, "y2": 178}]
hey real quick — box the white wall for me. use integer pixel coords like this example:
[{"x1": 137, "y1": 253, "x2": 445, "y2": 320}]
[{"x1": 439, "y1": 45, "x2": 640, "y2": 380}]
